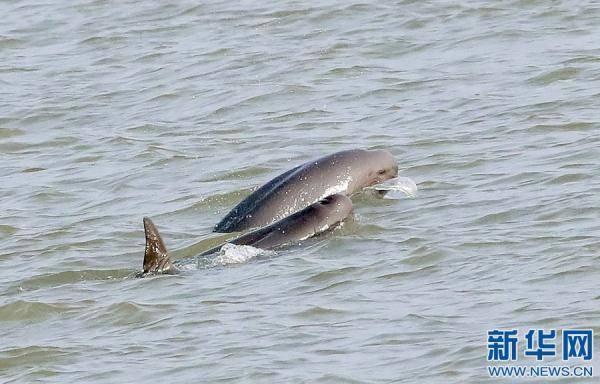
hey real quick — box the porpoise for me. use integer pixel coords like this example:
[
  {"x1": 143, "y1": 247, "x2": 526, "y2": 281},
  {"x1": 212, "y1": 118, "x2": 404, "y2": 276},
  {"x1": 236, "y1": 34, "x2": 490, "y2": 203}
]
[
  {"x1": 140, "y1": 194, "x2": 353, "y2": 276},
  {"x1": 214, "y1": 149, "x2": 398, "y2": 233}
]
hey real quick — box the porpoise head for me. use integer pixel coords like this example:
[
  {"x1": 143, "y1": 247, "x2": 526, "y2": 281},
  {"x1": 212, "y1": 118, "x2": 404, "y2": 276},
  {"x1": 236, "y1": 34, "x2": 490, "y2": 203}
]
[
  {"x1": 350, "y1": 149, "x2": 398, "y2": 192},
  {"x1": 312, "y1": 194, "x2": 353, "y2": 231}
]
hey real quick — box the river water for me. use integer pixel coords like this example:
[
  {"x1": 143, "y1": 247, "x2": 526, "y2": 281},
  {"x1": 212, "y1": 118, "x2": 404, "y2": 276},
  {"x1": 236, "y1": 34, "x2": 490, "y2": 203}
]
[{"x1": 1, "y1": 1, "x2": 599, "y2": 383}]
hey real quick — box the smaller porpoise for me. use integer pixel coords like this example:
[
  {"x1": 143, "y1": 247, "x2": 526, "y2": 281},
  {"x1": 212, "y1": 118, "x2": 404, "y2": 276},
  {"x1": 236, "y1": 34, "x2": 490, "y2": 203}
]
[
  {"x1": 140, "y1": 194, "x2": 352, "y2": 276},
  {"x1": 214, "y1": 149, "x2": 398, "y2": 233}
]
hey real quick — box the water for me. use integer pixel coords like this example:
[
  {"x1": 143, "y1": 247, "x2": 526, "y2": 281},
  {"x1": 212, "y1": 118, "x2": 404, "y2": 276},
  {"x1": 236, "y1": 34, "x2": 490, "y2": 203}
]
[
  {"x1": 369, "y1": 176, "x2": 419, "y2": 198},
  {"x1": 1, "y1": 0, "x2": 599, "y2": 382}
]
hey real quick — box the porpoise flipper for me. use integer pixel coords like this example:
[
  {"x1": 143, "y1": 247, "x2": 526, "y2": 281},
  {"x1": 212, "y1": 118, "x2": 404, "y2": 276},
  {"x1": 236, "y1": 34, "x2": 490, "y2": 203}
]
[{"x1": 140, "y1": 217, "x2": 177, "y2": 277}]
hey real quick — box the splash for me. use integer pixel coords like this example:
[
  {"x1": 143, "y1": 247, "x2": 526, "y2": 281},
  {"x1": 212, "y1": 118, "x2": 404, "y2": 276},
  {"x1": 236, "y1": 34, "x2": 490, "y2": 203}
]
[
  {"x1": 368, "y1": 176, "x2": 418, "y2": 199},
  {"x1": 202, "y1": 243, "x2": 275, "y2": 268}
]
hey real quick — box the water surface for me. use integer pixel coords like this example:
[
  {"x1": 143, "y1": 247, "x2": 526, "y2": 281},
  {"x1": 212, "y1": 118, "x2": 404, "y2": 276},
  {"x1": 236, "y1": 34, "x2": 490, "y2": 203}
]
[{"x1": 1, "y1": 0, "x2": 599, "y2": 382}]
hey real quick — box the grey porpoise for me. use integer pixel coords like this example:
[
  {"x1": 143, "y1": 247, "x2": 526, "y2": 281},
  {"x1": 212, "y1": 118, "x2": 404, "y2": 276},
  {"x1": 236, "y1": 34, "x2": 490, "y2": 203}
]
[
  {"x1": 141, "y1": 194, "x2": 353, "y2": 276},
  {"x1": 214, "y1": 149, "x2": 398, "y2": 233}
]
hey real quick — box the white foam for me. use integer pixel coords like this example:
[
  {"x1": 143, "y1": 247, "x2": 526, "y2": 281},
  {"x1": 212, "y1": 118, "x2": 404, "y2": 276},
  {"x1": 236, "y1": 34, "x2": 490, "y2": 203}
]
[{"x1": 207, "y1": 243, "x2": 274, "y2": 267}]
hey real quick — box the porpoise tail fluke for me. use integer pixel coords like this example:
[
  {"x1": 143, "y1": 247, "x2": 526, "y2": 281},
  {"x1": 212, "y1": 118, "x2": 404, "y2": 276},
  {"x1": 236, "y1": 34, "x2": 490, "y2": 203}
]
[{"x1": 142, "y1": 217, "x2": 175, "y2": 276}]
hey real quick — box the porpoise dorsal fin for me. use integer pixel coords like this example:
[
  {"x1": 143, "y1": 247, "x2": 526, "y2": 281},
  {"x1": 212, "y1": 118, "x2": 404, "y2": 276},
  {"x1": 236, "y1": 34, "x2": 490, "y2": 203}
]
[{"x1": 142, "y1": 217, "x2": 173, "y2": 275}]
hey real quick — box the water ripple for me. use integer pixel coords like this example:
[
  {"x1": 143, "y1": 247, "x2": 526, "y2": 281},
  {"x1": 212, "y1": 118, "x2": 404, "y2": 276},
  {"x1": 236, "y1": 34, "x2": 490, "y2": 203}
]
[{"x1": 2, "y1": 0, "x2": 599, "y2": 382}]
